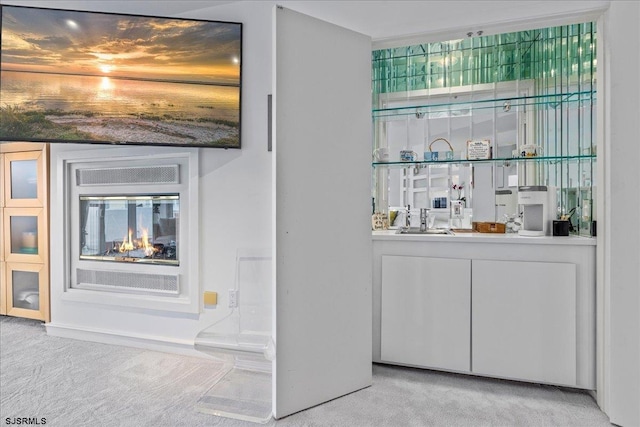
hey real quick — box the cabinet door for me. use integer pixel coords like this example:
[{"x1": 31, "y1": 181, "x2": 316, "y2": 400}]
[
  {"x1": 0, "y1": 262, "x2": 6, "y2": 315},
  {"x1": 3, "y1": 151, "x2": 45, "y2": 208},
  {"x1": 472, "y1": 260, "x2": 576, "y2": 386},
  {"x1": 381, "y1": 255, "x2": 471, "y2": 372},
  {"x1": 6, "y1": 262, "x2": 49, "y2": 321},
  {"x1": 0, "y1": 153, "x2": 4, "y2": 208},
  {"x1": 0, "y1": 207, "x2": 4, "y2": 263},
  {"x1": 3, "y1": 207, "x2": 46, "y2": 264}
]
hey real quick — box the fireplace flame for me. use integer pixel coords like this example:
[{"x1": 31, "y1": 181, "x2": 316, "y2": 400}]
[
  {"x1": 119, "y1": 229, "x2": 135, "y2": 253},
  {"x1": 140, "y1": 227, "x2": 156, "y2": 256},
  {"x1": 117, "y1": 228, "x2": 157, "y2": 257}
]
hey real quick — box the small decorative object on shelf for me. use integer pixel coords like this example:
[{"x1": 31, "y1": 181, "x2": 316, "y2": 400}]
[
  {"x1": 21, "y1": 231, "x2": 38, "y2": 253},
  {"x1": 450, "y1": 200, "x2": 464, "y2": 219},
  {"x1": 425, "y1": 137, "x2": 455, "y2": 161},
  {"x1": 503, "y1": 214, "x2": 522, "y2": 234},
  {"x1": 371, "y1": 212, "x2": 390, "y2": 230},
  {"x1": 400, "y1": 150, "x2": 417, "y2": 161},
  {"x1": 519, "y1": 144, "x2": 543, "y2": 157},
  {"x1": 467, "y1": 139, "x2": 492, "y2": 160},
  {"x1": 452, "y1": 183, "x2": 465, "y2": 203},
  {"x1": 552, "y1": 220, "x2": 570, "y2": 236},
  {"x1": 373, "y1": 147, "x2": 389, "y2": 162},
  {"x1": 433, "y1": 197, "x2": 448, "y2": 209},
  {"x1": 473, "y1": 221, "x2": 506, "y2": 233}
]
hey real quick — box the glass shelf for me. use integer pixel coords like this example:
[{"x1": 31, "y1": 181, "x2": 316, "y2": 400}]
[
  {"x1": 372, "y1": 22, "x2": 596, "y2": 95},
  {"x1": 371, "y1": 22, "x2": 597, "y2": 237},
  {"x1": 373, "y1": 154, "x2": 596, "y2": 168},
  {"x1": 372, "y1": 90, "x2": 596, "y2": 120}
]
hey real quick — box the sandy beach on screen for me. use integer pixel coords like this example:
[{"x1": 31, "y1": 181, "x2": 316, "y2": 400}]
[{"x1": 46, "y1": 114, "x2": 238, "y2": 145}]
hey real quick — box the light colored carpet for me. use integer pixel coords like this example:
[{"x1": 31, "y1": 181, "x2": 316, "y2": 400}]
[{"x1": 0, "y1": 316, "x2": 611, "y2": 426}]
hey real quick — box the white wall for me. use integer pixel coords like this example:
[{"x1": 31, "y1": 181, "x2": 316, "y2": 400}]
[
  {"x1": 20, "y1": 0, "x2": 276, "y2": 351},
  {"x1": 603, "y1": 2, "x2": 640, "y2": 426}
]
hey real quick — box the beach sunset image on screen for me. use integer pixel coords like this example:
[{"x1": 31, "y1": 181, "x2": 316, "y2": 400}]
[{"x1": 0, "y1": 5, "x2": 242, "y2": 148}]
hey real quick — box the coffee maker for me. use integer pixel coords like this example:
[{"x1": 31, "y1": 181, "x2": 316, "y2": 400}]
[{"x1": 517, "y1": 186, "x2": 556, "y2": 236}]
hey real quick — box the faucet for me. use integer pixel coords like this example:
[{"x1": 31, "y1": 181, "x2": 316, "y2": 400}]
[
  {"x1": 405, "y1": 204, "x2": 411, "y2": 228},
  {"x1": 420, "y1": 208, "x2": 430, "y2": 231}
]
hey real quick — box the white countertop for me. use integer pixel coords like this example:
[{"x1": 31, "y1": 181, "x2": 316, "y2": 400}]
[{"x1": 372, "y1": 229, "x2": 596, "y2": 246}]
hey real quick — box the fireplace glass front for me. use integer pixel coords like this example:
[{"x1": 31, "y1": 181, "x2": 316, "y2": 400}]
[{"x1": 80, "y1": 195, "x2": 179, "y2": 265}]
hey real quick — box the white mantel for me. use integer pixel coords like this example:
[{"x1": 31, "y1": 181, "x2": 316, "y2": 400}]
[{"x1": 58, "y1": 147, "x2": 199, "y2": 313}]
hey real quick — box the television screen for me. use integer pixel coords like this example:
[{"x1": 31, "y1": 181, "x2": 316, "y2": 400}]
[{"x1": 0, "y1": 5, "x2": 241, "y2": 148}]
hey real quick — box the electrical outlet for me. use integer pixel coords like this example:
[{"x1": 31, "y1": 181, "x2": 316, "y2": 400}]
[{"x1": 228, "y1": 289, "x2": 238, "y2": 308}]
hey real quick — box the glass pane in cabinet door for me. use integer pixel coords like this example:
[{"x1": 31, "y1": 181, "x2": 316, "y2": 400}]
[
  {"x1": 10, "y1": 216, "x2": 38, "y2": 254},
  {"x1": 10, "y1": 159, "x2": 38, "y2": 199},
  {"x1": 12, "y1": 270, "x2": 40, "y2": 310}
]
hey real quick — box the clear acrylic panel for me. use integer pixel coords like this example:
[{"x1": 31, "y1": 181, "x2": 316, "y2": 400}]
[
  {"x1": 238, "y1": 256, "x2": 272, "y2": 337},
  {"x1": 10, "y1": 216, "x2": 38, "y2": 254},
  {"x1": 197, "y1": 369, "x2": 272, "y2": 424},
  {"x1": 10, "y1": 159, "x2": 38, "y2": 199},
  {"x1": 194, "y1": 252, "x2": 273, "y2": 424},
  {"x1": 12, "y1": 270, "x2": 40, "y2": 310}
]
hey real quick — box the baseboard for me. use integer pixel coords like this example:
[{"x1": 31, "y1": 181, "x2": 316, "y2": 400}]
[{"x1": 45, "y1": 322, "x2": 208, "y2": 358}]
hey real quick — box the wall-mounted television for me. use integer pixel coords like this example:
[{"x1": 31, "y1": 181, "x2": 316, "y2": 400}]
[{"x1": 0, "y1": 5, "x2": 242, "y2": 148}]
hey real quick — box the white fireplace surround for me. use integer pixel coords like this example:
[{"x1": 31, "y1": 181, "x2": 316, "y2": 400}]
[{"x1": 56, "y1": 147, "x2": 200, "y2": 314}]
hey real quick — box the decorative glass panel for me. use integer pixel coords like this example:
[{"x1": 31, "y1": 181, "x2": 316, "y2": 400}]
[
  {"x1": 10, "y1": 216, "x2": 38, "y2": 254},
  {"x1": 10, "y1": 159, "x2": 38, "y2": 199},
  {"x1": 12, "y1": 270, "x2": 40, "y2": 310}
]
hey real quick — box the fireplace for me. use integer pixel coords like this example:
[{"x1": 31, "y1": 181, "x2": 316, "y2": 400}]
[
  {"x1": 80, "y1": 195, "x2": 179, "y2": 265},
  {"x1": 59, "y1": 148, "x2": 199, "y2": 313}
]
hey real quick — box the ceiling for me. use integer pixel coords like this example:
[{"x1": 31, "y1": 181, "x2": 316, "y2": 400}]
[
  {"x1": 0, "y1": 0, "x2": 610, "y2": 44},
  {"x1": 0, "y1": 1, "x2": 236, "y2": 16}
]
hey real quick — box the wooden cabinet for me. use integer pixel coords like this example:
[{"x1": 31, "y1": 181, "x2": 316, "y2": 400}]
[
  {"x1": 472, "y1": 259, "x2": 577, "y2": 386},
  {"x1": 0, "y1": 144, "x2": 49, "y2": 321},
  {"x1": 381, "y1": 255, "x2": 471, "y2": 372}
]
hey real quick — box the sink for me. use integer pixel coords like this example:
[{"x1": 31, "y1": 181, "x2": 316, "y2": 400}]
[{"x1": 395, "y1": 227, "x2": 453, "y2": 235}]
